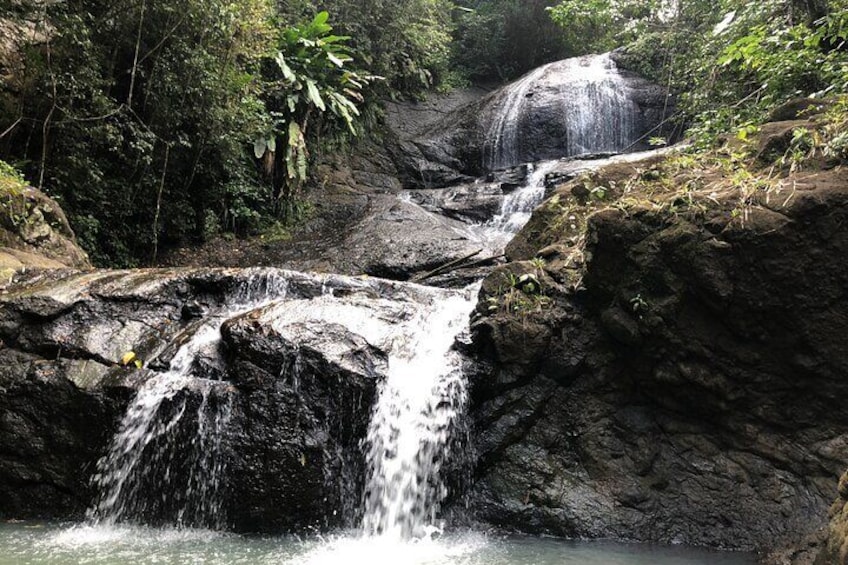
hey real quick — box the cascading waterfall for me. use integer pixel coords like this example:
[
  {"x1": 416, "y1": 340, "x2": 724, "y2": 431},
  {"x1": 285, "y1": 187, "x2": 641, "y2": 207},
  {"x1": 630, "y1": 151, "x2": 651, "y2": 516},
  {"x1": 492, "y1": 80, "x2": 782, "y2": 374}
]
[
  {"x1": 484, "y1": 53, "x2": 641, "y2": 170},
  {"x1": 85, "y1": 54, "x2": 640, "y2": 541},
  {"x1": 561, "y1": 54, "x2": 639, "y2": 156},
  {"x1": 88, "y1": 272, "x2": 289, "y2": 528},
  {"x1": 87, "y1": 373, "x2": 233, "y2": 528},
  {"x1": 360, "y1": 148, "x2": 554, "y2": 541},
  {"x1": 484, "y1": 65, "x2": 550, "y2": 171},
  {"x1": 361, "y1": 286, "x2": 478, "y2": 539},
  {"x1": 481, "y1": 160, "x2": 562, "y2": 251}
]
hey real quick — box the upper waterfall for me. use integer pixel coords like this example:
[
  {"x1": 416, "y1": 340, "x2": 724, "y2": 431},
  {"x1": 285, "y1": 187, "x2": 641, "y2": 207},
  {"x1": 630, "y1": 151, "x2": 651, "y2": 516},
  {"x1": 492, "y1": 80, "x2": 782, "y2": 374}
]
[{"x1": 482, "y1": 53, "x2": 644, "y2": 170}]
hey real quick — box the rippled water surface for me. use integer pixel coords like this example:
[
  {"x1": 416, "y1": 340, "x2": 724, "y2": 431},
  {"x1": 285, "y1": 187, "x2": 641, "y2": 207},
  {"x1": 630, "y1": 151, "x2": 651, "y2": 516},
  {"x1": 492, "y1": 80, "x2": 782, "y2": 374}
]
[{"x1": 0, "y1": 523, "x2": 755, "y2": 565}]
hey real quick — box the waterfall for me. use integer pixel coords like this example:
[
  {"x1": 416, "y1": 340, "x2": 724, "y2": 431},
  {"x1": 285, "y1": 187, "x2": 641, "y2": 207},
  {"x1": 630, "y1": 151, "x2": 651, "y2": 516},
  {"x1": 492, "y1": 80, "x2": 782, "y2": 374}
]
[
  {"x1": 561, "y1": 54, "x2": 640, "y2": 156},
  {"x1": 483, "y1": 65, "x2": 550, "y2": 172},
  {"x1": 88, "y1": 272, "x2": 289, "y2": 528},
  {"x1": 483, "y1": 53, "x2": 641, "y2": 170},
  {"x1": 361, "y1": 286, "x2": 478, "y2": 539},
  {"x1": 87, "y1": 120, "x2": 561, "y2": 536}
]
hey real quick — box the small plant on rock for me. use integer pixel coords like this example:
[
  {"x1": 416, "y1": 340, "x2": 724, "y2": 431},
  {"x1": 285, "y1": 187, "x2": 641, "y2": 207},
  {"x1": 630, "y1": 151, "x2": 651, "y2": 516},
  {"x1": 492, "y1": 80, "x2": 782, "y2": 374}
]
[
  {"x1": 486, "y1": 269, "x2": 551, "y2": 316},
  {"x1": 0, "y1": 160, "x2": 31, "y2": 228}
]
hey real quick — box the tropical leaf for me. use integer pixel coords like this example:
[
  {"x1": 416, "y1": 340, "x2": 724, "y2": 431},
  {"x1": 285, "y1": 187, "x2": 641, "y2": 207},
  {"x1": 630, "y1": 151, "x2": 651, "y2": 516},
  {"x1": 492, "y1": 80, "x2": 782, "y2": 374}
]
[
  {"x1": 305, "y1": 79, "x2": 326, "y2": 111},
  {"x1": 274, "y1": 53, "x2": 296, "y2": 82},
  {"x1": 253, "y1": 138, "x2": 267, "y2": 159},
  {"x1": 327, "y1": 51, "x2": 345, "y2": 67}
]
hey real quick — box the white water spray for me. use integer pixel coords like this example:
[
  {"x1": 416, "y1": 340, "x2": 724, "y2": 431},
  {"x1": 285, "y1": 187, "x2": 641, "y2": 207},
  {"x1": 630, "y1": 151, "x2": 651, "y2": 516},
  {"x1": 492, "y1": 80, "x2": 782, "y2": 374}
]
[
  {"x1": 484, "y1": 65, "x2": 550, "y2": 171},
  {"x1": 484, "y1": 53, "x2": 641, "y2": 170},
  {"x1": 89, "y1": 272, "x2": 289, "y2": 527},
  {"x1": 361, "y1": 285, "x2": 478, "y2": 539}
]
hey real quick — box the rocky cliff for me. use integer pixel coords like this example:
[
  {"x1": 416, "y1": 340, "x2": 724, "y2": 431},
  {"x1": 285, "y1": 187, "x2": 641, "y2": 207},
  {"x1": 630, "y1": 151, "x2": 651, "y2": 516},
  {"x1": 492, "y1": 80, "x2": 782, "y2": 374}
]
[{"x1": 466, "y1": 105, "x2": 848, "y2": 558}]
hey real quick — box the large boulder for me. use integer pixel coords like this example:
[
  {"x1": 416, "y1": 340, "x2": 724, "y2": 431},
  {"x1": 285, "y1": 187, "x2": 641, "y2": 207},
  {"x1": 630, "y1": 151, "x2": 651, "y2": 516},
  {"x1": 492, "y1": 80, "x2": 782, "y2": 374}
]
[
  {"x1": 0, "y1": 186, "x2": 91, "y2": 279},
  {"x1": 0, "y1": 347, "x2": 122, "y2": 520},
  {"x1": 0, "y1": 267, "x2": 476, "y2": 532},
  {"x1": 466, "y1": 150, "x2": 848, "y2": 555},
  {"x1": 220, "y1": 297, "x2": 391, "y2": 532},
  {"x1": 391, "y1": 54, "x2": 674, "y2": 184}
]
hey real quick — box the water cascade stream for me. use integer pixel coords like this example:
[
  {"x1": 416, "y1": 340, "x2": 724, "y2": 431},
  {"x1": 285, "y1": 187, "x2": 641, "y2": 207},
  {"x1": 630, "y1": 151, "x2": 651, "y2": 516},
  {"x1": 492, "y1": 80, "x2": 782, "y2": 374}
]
[
  {"x1": 361, "y1": 287, "x2": 477, "y2": 539},
  {"x1": 84, "y1": 55, "x2": 641, "y2": 537},
  {"x1": 7, "y1": 53, "x2": 754, "y2": 565},
  {"x1": 88, "y1": 273, "x2": 289, "y2": 527},
  {"x1": 484, "y1": 53, "x2": 641, "y2": 170}
]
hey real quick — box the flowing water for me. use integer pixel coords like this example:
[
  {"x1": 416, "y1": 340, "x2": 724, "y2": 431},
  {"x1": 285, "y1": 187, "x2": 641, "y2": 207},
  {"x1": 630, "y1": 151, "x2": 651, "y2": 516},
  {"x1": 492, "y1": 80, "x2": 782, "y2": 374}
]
[
  {"x1": 30, "y1": 55, "x2": 754, "y2": 564},
  {"x1": 361, "y1": 286, "x2": 477, "y2": 539},
  {"x1": 483, "y1": 53, "x2": 641, "y2": 170},
  {"x1": 88, "y1": 272, "x2": 289, "y2": 528},
  {"x1": 484, "y1": 64, "x2": 550, "y2": 171},
  {"x1": 474, "y1": 159, "x2": 562, "y2": 251},
  {"x1": 0, "y1": 523, "x2": 755, "y2": 565}
]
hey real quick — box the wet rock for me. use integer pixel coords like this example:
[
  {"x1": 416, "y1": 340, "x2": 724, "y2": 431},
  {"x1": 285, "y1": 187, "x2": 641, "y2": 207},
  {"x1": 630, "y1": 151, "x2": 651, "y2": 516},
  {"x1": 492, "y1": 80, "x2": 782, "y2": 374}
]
[
  {"x1": 0, "y1": 347, "x2": 122, "y2": 520},
  {"x1": 466, "y1": 160, "x2": 848, "y2": 555},
  {"x1": 392, "y1": 54, "x2": 674, "y2": 177},
  {"x1": 407, "y1": 182, "x2": 505, "y2": 224},
  {"x1": 221, "y1": 302, "x2": 388, "y2": 532},
  {"x1": 0, "y1": 267, "x2": 468, "y2": 533},
  {"x1": 330, "y1": 196, "x2": 486, "y2": 281}
]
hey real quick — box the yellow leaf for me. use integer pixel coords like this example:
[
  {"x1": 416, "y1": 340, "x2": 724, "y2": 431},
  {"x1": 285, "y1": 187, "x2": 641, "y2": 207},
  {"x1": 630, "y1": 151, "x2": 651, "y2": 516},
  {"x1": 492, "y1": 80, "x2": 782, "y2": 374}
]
[{"x1": 121, "y1": 351, "x2": 137, "y2": 365}]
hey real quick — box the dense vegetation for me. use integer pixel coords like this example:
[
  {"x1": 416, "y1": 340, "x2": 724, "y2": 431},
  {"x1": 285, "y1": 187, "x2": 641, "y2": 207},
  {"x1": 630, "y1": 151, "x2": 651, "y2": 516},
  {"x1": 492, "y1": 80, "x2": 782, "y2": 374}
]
[{"x1": 0, "y1": 0, "x2": 846, "y2": 265}]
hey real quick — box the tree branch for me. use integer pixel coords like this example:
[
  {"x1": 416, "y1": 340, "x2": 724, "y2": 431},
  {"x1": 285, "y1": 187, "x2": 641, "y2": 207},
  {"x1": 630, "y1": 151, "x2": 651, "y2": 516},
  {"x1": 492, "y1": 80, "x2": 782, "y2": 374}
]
[{"x1": 127, "y1": 0, "x2": 146, "y2": 110}]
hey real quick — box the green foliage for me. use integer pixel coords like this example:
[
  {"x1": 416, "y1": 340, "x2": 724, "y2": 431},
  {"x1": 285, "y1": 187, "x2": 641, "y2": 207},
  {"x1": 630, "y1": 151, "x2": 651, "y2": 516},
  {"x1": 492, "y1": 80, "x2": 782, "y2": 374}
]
[
  {"x1": 453, "y1": 0, "x2": 573, "y2": 82},
  {"x1": 260, "y1": 10, "x2": 378, "y2": 218},
  {"x1": 715, "y1": 4, "x2": 848, "y2": 103},
  {"x1": 1, "y1": 0, "x2": 276, "y2": 266},
  {"x1": 606, "y1": 0, "x2": 848, "y2": 145},
  {"x1": 285, "y1": 0, "x2": 456, "y2": 97},
  {"x1": 548, "y1": 0, "x2": 660, "y2": 55},
  {"x1": 485, "y1": 266, "x2": 552, "y2": 315},
  {"x1": 0, "y1": 160, "x2": 30, "y2": 228}
]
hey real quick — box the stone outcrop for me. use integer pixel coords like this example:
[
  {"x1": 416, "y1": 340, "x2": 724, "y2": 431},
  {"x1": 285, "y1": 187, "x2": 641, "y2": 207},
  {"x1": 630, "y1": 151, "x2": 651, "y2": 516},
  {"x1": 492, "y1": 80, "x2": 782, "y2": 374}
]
[
  {"x1": 0, "y1": 267, "x2": 468, "y2": 532},
  {"x1": 818, "y1": 472, "x2": 848, "y2": 564},
  {"x1": 390, "y1": 54, "x2": 674, "y2": 185},
  {"x1": 0, "y1": 347, "x2": 123, "y2": 519},
  {"x1": 466, "y1": 145, "x2": 848, "y2": 556},
  {"x1": 0, "y1": 186, "x2": 91, "y2": 279},
  {"x1": 161, "y1": 142, "x2": 486, "y2": 283},
  {"x1": 221, "y1": 299, "x2": 389, "y2": 532}
]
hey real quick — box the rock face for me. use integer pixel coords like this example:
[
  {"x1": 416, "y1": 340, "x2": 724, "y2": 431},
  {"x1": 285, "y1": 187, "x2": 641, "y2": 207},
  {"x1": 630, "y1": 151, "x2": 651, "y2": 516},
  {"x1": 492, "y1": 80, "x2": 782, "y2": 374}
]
[
  {"x1": 391, "y1": 53, "x2": 674, "y2": 186},
  {"x1": 161, "y1": 143, "x2": 486, "y2": 284},
  {"x1": 0, "y1": 186, "x2": 91, "y2": 278},
  {"x1": 467, "y1": 151, "x2": 848, "y2": 554},
  {"x1": 221, "y1": 299, "x2": 388, "y2": 532},
  {"x1": 0, "y1": 268, "x2": 259, "y2": 520},
  {"x1": 0, "y1": 267, "x2": 469, "y2": 533},
  {"x1": 0, "y1": 347, "x2": 122, "y2": 519}
]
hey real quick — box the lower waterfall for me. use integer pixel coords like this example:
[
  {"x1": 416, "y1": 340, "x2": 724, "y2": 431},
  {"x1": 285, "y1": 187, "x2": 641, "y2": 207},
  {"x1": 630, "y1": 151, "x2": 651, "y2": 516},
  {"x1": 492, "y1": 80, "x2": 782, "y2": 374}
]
[
  {"x1": 361, "y1": 285, "x2": 478, "y2": 539},
  {"x1": 8, "y1": 155, "x2": 756, "y2": 565},
  {"x1": 87, "y1": 273, "x2": 289, "y2": 527}
]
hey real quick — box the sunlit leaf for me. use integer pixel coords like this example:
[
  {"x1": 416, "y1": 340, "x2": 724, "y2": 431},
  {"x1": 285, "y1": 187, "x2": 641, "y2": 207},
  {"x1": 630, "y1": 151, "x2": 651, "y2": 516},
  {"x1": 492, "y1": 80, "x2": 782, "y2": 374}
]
[{"x1": 305, "y1": 79, "x2": 326, "y2": 111}]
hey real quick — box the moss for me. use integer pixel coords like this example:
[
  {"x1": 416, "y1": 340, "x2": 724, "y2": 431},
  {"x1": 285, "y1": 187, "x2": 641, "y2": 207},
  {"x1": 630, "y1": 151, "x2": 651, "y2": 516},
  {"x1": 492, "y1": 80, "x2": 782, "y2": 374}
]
[{"x1": 0, "y1": 160, "x2": 30, "y2": 229}]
